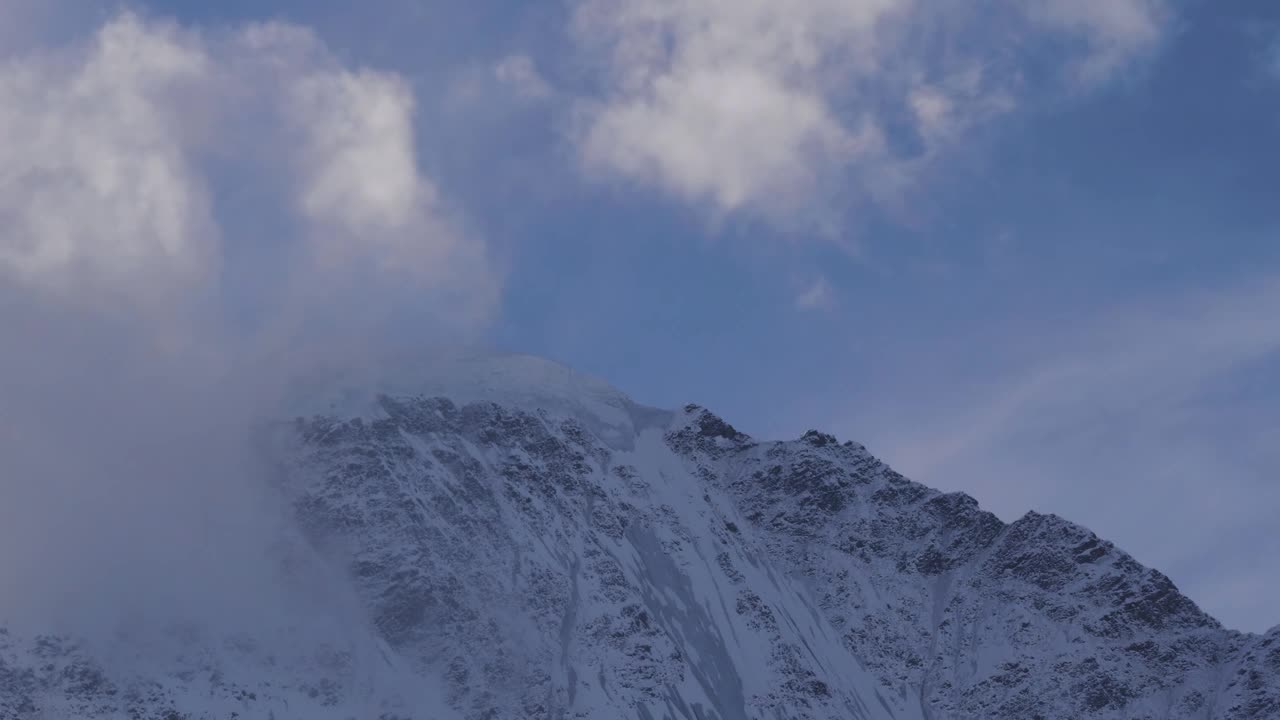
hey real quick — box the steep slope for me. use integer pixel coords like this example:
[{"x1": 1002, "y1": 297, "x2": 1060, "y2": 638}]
[
  {"x1": 284, "y1": 380, "x2": 914, "y2": 719},
  {"x1": 0, "y1": 355, "x2": 1275, "y2": 719},
  {"x1": 667, "y1": 410, "x2": 1275, "y2": 719}
]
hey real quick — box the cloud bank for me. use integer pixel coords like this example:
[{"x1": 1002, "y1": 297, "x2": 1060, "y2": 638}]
[{"x1": 0, "y1": 10, "x2": 494, "y2": 639}]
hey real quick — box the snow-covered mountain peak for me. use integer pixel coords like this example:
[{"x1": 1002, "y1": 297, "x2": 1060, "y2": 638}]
[
  {"x1": 3, "y1": 356, "x2": 1276, "y2": 719},
  {"x1": 286, "y1": 351, "x2": 671, "y2": 448}
]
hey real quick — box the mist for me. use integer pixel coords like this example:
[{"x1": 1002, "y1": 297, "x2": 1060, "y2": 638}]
[
  {"x1": 0, "y1": 8, "x2": 496, "y2": 655},
  {"x1": 0, "y1": 290, "x2": 281, "y2": 635}
]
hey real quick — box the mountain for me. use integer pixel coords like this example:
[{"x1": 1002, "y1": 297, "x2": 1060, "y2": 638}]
[{"x1": 1, "y1": 354, "x2": 1276, "y2": 719}]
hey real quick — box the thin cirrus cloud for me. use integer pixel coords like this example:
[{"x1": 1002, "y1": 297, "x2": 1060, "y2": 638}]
[
  {"x1": 568, "y1": 0, "x2": 1172, "y2": 225},
  {"x1": 852, "y1": 275, "x2": 1280, "y2": 632},
  {"x1": 872, "y1": 276, "x2": 1280, "y2": 496}
]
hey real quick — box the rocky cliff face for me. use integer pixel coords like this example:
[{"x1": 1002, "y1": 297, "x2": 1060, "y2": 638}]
[{"x1": 1, "y1": 356, "x2": 1275, "y2": 719}]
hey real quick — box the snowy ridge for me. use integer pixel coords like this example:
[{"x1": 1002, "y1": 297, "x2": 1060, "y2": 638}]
[
  {"x1": 281, "y1": 353, "x2": 669, "y2": 449},
  {"x1": 1, "y1": 355, "x2": 1276, "y2": 719}
]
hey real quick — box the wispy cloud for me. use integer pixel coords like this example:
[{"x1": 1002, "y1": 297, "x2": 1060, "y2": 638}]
[
  {"x1": 853, "y1": 275, "x2": 1280, "y2": 631},
  {"x1": 876, "y1": 277, "x2": 1280, "y2": 481},
  {"x1": 1028, "y1": 0, "x2": 1170, "y2": 84},
  {"x1": 493, "y1": 54, "x2": 552, "y2": 100},
  {"x1": 568, "y1": 0, "x2": 1172, "y2": 227}
]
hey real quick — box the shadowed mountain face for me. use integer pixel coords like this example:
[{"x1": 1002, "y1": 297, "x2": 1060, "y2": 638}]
[{"x1": 1, "y1": 356, "x2": 1276, "y2": 719}]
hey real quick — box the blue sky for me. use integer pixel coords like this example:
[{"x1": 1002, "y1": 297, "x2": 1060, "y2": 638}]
[{"x1": 0, "y1": 0, "x2": 1276, "y2": 632}]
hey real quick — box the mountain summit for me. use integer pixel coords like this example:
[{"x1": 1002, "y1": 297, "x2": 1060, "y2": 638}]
[{"x1": 2, "y1": 355, "x2": 1276, "y2": 719}]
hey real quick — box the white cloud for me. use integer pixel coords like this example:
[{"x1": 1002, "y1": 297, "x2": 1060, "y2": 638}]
[
  {"x1": 571, "y1": 0, "x2": 1172, "y2": 224},
  {"x1": 285, "y1": 62, "x2": 497, "y2": 328},
  {"x1": 0, "y1": 15, "x2": 215, "y2": 302},
  {"x1": 0, "y1": 13, "x2": 496, "y2": 320},
  {"x1": 292, "y1": 71, "x2": 423, "y2": 232},
  {"x1": 579, "y1": 62, "x2": 880, "y2": 215},
  {"x1": 573, "y1": 0, "x2": 899, "y2": 219}
]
